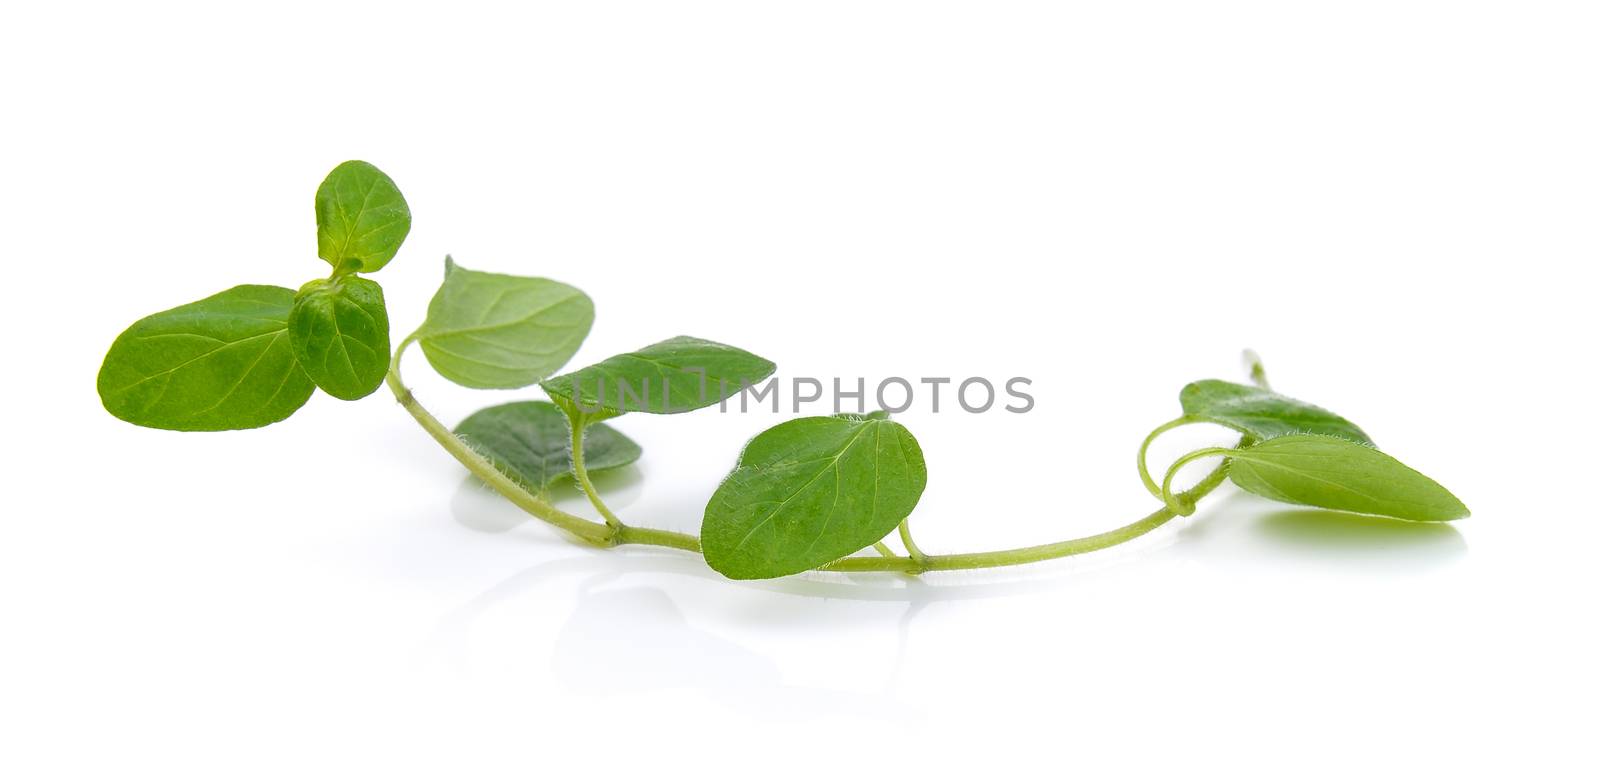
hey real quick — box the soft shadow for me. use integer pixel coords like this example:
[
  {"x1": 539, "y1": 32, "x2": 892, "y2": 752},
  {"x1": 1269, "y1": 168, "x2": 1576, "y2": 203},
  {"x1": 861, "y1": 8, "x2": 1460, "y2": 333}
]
[
  {"x1": 437, "y1": 485, "x2": 1472, "y2": 711},
  {"x1": 450, "y1": 476, "x2": 533, "y2": 534},
  {"x1": 553, "y1": 467, "x2": 646, "y2": 515},
  {"x1": 1243, "y1": 508, "x2": 1467, "y2": 572},
  {"x1": 430, "y1": 530, "x2": 1131, "y2": 721},
  {"x1": 1257, "y1": 509, "x2": 1467, "y2": 552},
  {"x1": 553, "y1": 585, "x2": 780, "y2": 695}
]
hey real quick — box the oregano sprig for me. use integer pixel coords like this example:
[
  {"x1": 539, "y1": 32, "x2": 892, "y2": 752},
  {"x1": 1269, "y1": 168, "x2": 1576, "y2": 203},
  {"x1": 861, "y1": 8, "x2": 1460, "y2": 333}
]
[{"x1": 97, "y1": 161, "x2": 1471, "y2": 581}]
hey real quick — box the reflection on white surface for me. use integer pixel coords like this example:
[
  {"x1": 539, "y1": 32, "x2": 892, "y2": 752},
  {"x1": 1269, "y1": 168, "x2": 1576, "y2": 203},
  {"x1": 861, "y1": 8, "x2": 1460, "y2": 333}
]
[
  {"x1": 433, "y1": 552, "x2": 930, "y2": 721},
  {"x1": 434, "y1": 479, "x2": 1472, "y2": 726}
]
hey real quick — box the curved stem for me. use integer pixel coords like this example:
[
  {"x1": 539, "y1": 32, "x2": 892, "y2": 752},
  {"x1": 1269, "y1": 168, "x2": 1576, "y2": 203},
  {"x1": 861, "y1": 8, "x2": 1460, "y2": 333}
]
[
  {"x1": 385, "y1": 335, "x2": 612, "y2": 547},
  {"x1": 568, "y1": 415, "x2": 626, "y2": 534},
  {"x1": 1159, "y1": 447, "x2": 1236, "y2": 517},
  {"x1": 823, "y1": 462, "x2": 1231, "y2": 572},
  {"x1": 897, "y1": 519, "x2": 927, "y2": 565},
  {"x1": 387, "y1": 335, "x2": 1238, "y2": 576},
  {"x1": 1138, "y1": 416, "x2": 1199, "y2": 499}
]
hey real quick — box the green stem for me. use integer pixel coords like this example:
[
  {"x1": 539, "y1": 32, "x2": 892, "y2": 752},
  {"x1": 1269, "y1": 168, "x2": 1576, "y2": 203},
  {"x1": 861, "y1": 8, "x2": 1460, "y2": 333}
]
[
  {"x1": 1159, "y1": 447, "x2": 1236, "y2": 517},
  {"x1": 387, "y1": 336, "x2": 1237, "y2": 576},
  {"x1": 824, "y1": 462, "x2": 1231, "y2": 572},
  {"x1": 872, "y1": 541, "x2": 897, "y2": 557},
  {"x1": 568, "y1": 413, "x2": 626, "y2": 535},
  {"x1": 614, "y1": 523, "x2": 701, "y2": 552},
  {"x1": 1137, "y1": 415, "x2": 1199, "y2": 499},
  {"x1": 386, "y1": 335, "x2": 612, "y2": 547},
  {"x1": 897, "y1": 519, "x2": 927, "y2": 565},
  {"x1": 1244, "y1": 349, "x2": 1271, "y2": 390}
]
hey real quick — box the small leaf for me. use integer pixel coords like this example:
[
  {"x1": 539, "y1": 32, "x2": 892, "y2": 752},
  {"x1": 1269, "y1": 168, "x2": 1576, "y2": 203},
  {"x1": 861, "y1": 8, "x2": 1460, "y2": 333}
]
[
  {"x1": 98, "y1": 285, "x2": 316, "y2": 431},
  {"x1": 701, "y1": 414, "x2": 927, "y2": 579},
  {"x1": 1181, "y1": 380, "x2": 1372, "y2": 444},
  {"x1": 1226, "y1": 434, "x2": 1469, "y2": 522},
  {"x1": 288, "y1": 277, "x2": 390, "y2": 400},
  {"x1": 454, "y1": 401, "x2": 641, "y2": 493},
  {"x1": 541, "y1": 336, "x2": 776, "y2": 418},
  {"x1": 415, "y1": 258, "x2": 595, "y2": 389},
  {"x1": 315, "y1": 160, "x2": 411, "y2": 273}
]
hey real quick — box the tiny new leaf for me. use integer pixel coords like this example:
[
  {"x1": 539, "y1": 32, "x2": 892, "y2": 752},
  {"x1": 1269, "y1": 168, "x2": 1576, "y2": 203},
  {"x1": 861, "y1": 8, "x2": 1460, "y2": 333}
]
[
  {"x1": 701, "y1": 413, "x2": 927, "y2": 579},
  {"x1": 288, "y1": 277, "x2": 390, "y2": 400},
  {"x1": 98, "y1": 285, "x2": 316, "y2": 431},
  {"x1": 1227, "y1": 434, "x2": 1469, "y2": 522},
  {"x1": 1181, "y1": 380, "x2": 1372, "y2": 444},
  {"x1": 314, "y1": 160, "x2": 411, "y2": 273},
  {"x1": 415, "y1": 258, "x2": 595, "y2": 389},
  {"x1": 454, "y1": 401, "x2": 642, "y2": 493},
  {"x1": 541, "y1": 336, "x2": 776, "y2": 419}
]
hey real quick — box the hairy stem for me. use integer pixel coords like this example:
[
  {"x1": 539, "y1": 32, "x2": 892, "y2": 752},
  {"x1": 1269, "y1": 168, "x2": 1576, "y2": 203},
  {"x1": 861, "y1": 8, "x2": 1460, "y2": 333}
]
[
  {"x1": 614, "y1": 523, "x2": 700, "y2": 551},
  {"x1": 1160, "y1": 447, "x2": 1236, "y2": 517},
  {"x1": 1137, "y1": 415, "x2": 1199, "y2": 499}
]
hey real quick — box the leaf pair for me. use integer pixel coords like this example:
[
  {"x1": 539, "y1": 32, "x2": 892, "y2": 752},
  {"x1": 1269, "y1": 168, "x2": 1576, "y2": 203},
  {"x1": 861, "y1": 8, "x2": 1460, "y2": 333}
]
[
  {"x1": 409, "y1": 261, "x2": 780, "y2": 515},
  {"x1": 1165, "y1": 379, "x2": 1467, "y2": 522},
  {"x1": 443, "y1": 332, "x2": 782, "y2": 562},
  {"x1": 290, "y1": 161, "x2": 408, "y2": 399},
  {"x1": 395, "y1": 257, "x2": 922, "y2": 581},
  {"x1": 99, "y1": 161, "x2": 409, "y2": 430}
]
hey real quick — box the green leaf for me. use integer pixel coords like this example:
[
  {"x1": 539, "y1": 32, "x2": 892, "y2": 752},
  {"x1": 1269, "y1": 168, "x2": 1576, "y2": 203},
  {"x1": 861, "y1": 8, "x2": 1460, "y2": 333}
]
[
  {"x1": 415, "y1": 258, "x2": 595, "y2": 389},
  {"x1": 701, "y1": 414, "x2": 927, "y2": 579},
  {"x1": 1226, "y1": 434, "x2": 1469, "y2": 522},
  {"x1": 315, "y1": 160, "x2": 411, "y2": 273},
  {"x1": 541, "y1": 336, "x2": 776, "y2": 419},
  {"x1": 98, "y1": 285, "x2": 316, "y2": 431},
  {"x1": 454, "y1": 401, "x2": 641, "y2": 493},
  {"x1": 1181, "y1": 380, "x2": 1372, "y2": 444},
  {"x1": 287, "y1": 277, "x2": 390, "y2": 400}
]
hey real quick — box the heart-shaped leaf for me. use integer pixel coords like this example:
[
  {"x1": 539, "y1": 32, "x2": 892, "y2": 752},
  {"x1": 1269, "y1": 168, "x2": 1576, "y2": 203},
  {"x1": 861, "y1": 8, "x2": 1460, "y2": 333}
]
[
  {"x1": 1227, "y1": 434, "x2": 1469, "y2": 521},
  {"x1": 98, "y1": 285, "x2": 316, "y2": 431},
  {"x1": 415, "y1": 258, "x2": 595, "y2": 389},
  {"x1": 541, "y1": 336, "x2": 775, "y2": 419},
  {"x1": 288, "y1": 277, "x2": 390, "y2": 400},
  {"x1": 701, "y1": 412, "x2": 927, "y2": 579},
  {"x1": 1181, "y1": 380, "x2": 1371, "y2": 444},
  {"x1": 454, "y1": 401, "x2": 641, "y2": 494},
  {"x1": 314, "y1": 160, "x2": 411, "y2": 273}
]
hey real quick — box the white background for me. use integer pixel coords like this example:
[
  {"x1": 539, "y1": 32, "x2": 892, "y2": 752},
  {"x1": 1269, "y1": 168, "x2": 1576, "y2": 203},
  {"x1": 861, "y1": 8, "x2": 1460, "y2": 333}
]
[{"x1": 4, "y1": 2, "x2": 1597, "y2": 778}]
